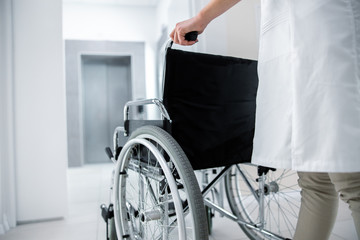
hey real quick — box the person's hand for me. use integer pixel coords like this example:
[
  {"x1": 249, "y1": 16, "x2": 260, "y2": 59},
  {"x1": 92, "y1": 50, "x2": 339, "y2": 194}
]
[
  {"x1": 170, "y1": 0, "x2": 240, "y2": 46},
  {"x1": 170, "y1": 15, "x2": 207, "y2": 46}
]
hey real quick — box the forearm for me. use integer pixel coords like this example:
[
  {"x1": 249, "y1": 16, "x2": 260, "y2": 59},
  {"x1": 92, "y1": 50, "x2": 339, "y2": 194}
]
[{"x1": 197, "y1": 0, "x2": 242, "y2": 26}]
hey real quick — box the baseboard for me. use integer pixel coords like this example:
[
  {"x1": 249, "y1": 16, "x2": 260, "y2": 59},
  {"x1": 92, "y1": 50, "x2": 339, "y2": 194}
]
[{"x1": 17, "y1": 217, "x2": 64, "y2": 225}]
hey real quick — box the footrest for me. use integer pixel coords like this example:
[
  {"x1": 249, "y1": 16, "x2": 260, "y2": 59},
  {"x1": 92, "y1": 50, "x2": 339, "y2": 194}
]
[{"x1": 100, "y1": 203, "x2": 114, "y2": 223}]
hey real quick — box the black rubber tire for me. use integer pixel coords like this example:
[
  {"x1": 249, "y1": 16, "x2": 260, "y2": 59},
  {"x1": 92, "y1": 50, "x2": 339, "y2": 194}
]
[{"x1": 116, "y1": 125, "x2": 209, "y2": 240}]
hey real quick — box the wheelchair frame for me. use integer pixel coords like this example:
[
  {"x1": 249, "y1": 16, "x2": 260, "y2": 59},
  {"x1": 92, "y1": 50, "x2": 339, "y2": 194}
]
[
  {"x1": 100, "y1": 98, "x2": 299, "y2": 240},
  {"x1": 101, "y1": 41, "x2": 300, "y2": 240}
]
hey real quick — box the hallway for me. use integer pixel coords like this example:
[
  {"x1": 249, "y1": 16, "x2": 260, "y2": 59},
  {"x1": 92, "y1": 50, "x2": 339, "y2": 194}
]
[{"x1": 0, "y1": 163, "x2": 357, "y2": 240}]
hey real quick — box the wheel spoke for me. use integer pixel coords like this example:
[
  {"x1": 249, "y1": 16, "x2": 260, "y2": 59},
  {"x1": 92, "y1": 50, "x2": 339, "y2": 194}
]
[
  {"x1": 225, "y1": 165, "x2": 300, "y2": 239},
  {"x1": 113, "y1": 126, "x2": 207, "y2": 240}
]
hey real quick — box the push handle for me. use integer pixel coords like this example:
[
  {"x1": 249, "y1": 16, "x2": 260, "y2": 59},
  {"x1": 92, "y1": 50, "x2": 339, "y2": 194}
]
[{"x1": 184, "y1": 31, "x2": 198, "y2": 41}]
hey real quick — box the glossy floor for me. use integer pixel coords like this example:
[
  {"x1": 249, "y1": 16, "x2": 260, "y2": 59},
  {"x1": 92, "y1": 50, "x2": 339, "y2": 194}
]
[{"x1": 0, "y1": 163, "x2": 357, "y2": 240}]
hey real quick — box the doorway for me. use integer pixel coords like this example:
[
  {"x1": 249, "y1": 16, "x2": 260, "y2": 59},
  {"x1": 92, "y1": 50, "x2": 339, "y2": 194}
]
[
  {"x1": 81, "y1": 55, "x2": 131, "y2": 164},
  {"x1": 65, "y1": 40, "x2": 146, "y2": 167}
]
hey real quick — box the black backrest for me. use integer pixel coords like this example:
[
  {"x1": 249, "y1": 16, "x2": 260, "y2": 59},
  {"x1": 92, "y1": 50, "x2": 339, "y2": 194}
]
[{"x1": 163, "y1": 48, "x2": 258, "y2": 170}]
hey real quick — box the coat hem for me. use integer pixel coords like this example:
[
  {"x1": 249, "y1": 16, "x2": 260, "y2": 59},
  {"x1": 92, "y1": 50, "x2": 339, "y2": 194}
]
[{"x1": 251, "y1": 157, "x2": 360, "y2": 173}]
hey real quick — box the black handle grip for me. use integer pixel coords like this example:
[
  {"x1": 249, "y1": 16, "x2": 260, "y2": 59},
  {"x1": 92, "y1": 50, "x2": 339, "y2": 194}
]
[{"x1": 185, "y1": 31, "x2": 198, "y2": 41}]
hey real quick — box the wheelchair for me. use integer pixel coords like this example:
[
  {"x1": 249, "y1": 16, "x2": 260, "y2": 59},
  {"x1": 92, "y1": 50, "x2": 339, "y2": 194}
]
[{"x1": 100, "y1": 40, "x2": 300, "y2": 240}]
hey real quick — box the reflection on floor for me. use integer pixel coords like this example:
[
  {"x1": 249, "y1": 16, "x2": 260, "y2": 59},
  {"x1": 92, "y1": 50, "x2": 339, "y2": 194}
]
[{"x1": 0, "y1": 163, "x2": 357, "y2": 240}]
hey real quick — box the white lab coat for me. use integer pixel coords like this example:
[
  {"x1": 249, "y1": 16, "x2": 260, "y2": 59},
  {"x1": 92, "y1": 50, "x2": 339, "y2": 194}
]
[{"x1": 252, "y1": 0, "x2": 360, "y2": 172}]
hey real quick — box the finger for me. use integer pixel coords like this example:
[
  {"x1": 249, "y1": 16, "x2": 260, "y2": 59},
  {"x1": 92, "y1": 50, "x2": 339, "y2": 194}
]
[
  {"x1": 185, "y1": 40, "x2": 197, "y2": 46},
  {"x1": 176, "y1": 31, "x2": 183, "y2": 45},
  {"x1": 179, "y1": 31, "x2": 188, "y2": 45},
  {"x1": 172, "y1": 31, "x2": 178, "y2": 44},
  {"x1": 169, "y1": 29, "x2": 175, "y2": 41},
  {"x1": 172, "y1": 30, "x2": 177, "y2": 43}
]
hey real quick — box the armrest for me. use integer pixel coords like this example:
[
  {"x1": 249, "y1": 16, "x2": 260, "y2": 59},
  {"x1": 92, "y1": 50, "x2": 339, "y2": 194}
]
[{"x1": 123, "y1": 98, "x2": 171, "y2": 122}]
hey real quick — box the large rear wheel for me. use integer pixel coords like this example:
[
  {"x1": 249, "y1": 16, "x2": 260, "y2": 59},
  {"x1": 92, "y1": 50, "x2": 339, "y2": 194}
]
[
  {"x1": 113, "y1": 126, "x2": 208, "y2": 240},
  {"x1": 225, "y1": 164, "x2": 300, "y2": 239}
]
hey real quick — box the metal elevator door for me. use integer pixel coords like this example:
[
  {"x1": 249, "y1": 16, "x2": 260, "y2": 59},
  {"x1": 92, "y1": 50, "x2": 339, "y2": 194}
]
[{"x1": 81, "y1": 55, "x2": 131, "y2": 164}]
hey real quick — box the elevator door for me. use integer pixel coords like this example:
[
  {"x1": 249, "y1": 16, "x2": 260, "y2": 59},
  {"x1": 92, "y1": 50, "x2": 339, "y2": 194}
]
[{"x1": 82, "y1": 55, "x2": 131, "y2": 164}]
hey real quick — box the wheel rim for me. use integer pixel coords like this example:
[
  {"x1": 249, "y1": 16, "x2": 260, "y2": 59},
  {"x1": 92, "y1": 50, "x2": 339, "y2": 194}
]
[
  {"x1": 115, "y1": 139, "x2": 186, "y2": 239},
  {"x1": 225, "y1": 164, "x2": 301, "y2": 239},
  {"x1": 114, "y1": 138, "x2": 187, "y2": 240}
]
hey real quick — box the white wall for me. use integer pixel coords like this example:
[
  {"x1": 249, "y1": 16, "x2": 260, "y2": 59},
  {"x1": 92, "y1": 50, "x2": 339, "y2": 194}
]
[
  {"x1": 156, "y1": 0, "x2": 191, "y2": 38},
  {"x1": 62, "y1": 2, "x2": 158, "y2": 98},
  {"x1": 1, "y1": 2, "x2": 6, "y2": 233},
  {"x1": 226, "y1": 0, "x2": 260, "y2": 60},
  {"x1": 194, "y1": 0, "x2": 260, "y2": 59},
  {"x1": 62, "y1": 0, "x2": 260, "y2": 101},
  {"x1": 158, "y1": 0, "x2": 260, "y2": 59},
  {"x1": 0, "y1": 0, "x2": 17, "y2": 234},
  {"x1": 12, "y1": 0, "x2": 68, "y2": 222},
  {"x1": 156, "y1": 0, "x2": 197, "y2": 52}
]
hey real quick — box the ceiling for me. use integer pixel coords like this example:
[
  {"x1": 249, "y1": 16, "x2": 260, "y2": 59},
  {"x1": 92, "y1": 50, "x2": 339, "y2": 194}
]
[{"x1": 62, "y1": 0, "x2": 160, "y2": 7}]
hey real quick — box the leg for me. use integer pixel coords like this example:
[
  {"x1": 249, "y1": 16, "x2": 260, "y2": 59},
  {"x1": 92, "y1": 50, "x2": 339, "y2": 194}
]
[
  {"x1": 293, "y1": 172, "x2": 339, "y2": 240},
  {"x1": 329, "y1": 172, "x2": 360, "y2": 239}
]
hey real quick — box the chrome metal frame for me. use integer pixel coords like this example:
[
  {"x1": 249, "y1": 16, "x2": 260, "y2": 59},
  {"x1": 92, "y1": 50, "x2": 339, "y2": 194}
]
[
  {"x1": 200, "y1": 166, "x2": 285, "y2": 240},
  {"x1": 123, "y1": 98, "x2": 171, "y2": 123},
  {"x1": 109, "y1": 98, "x2": 172, "y2": 159},
  {"x1": 113, "y1": 98, "x2": 290, "y2": 240}
]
